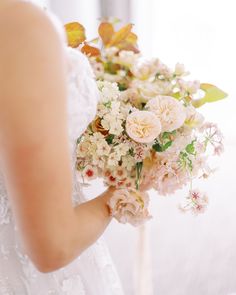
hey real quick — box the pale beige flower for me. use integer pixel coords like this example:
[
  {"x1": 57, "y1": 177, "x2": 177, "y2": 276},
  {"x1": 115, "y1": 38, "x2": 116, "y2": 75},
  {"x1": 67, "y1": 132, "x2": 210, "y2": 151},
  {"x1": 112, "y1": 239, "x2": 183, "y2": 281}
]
[
  {"x1": 96, "y1": 140, "x2": 111, "y2": 156},
  {"x1": 107, "y1": 152, "x2": 121, "y2": 167},
  {"x1": 146, "y1": 95, "x2": 186, "y2": 132},
  {"x1": 92, "y1": 154, "x2": 105, "y2": 169},
  {"x1": 77, "y1": 141, "x2": 91, "y2": 157},
  {"x1": 130, "y1": 58, "x2": 160, "y2": 80},
  {"x1": 114, "y1": 50, "x2": 140, "y2": 67},
  {"x1": 174, "y1": 63, "x2": 189, "y2": 76},
  {"x1": 108, "y1": 189, "x2": 152, "y2": 226},
  {"x1": 178, "y1": 79, "x2": 200, "y2": 96},
  {"x1": 121, "y1": 155, "x2": 136, "y2": 171},
  {"x1": 97, "y1": 81, "x2": 119, "y2": 102},
  {"x1": 126, "y1": 110, "x2": 161, "y2": 143},
  {"x1": 185, "y1": 105, "x2": 204, "y2": 128}
]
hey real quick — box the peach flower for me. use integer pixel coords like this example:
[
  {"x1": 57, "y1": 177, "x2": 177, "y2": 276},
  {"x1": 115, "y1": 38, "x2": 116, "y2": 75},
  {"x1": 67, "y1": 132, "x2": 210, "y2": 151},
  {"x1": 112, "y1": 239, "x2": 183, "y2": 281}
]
[
  {"x1": 146, "y1": 95, "x2": 186, "y2": 132},
  {"x1": 108, "y1": 189, "x2": 152, "y2": 226},
  {"x1": 126, "y1": 111, "x2": 161, "y2": 143}
]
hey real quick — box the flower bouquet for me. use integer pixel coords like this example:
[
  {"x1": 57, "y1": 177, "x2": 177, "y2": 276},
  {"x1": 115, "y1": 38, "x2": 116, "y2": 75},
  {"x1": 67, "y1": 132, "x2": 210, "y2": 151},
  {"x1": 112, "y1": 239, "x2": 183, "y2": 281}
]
[{"x1": 65, "y1": 21, "x2": 227, "y2": 226}]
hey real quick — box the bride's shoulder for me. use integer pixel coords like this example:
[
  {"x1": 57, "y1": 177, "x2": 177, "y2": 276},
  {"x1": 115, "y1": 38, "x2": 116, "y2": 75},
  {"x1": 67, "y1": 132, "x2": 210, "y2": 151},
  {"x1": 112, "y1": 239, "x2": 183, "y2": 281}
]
[{"x1": 0, "y1": 1, "x2": 61, "y2": 43}]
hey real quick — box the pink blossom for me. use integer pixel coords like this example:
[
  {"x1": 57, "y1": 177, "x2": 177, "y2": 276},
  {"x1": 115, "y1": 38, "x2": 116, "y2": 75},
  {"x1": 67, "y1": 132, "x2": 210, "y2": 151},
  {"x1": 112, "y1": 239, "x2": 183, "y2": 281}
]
[
  {"x1": 141, "y1": 155, "x2": 190, "y2": 195},
  {"x1": 107, "y1": 189, "x2": 152, "y2": 226},
  {"x1": 199, "y1": 122, "x2": 224, "y2": 156},
  {"x1": 179, "y1": 189, "x2": 209, "y2": 215}
]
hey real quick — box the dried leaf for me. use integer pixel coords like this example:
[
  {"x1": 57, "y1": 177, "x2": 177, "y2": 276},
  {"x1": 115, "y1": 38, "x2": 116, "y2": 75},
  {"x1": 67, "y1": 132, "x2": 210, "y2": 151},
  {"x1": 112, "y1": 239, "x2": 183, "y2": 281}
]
[
  {"x1": 64, "y1": 22, "x2": 86, "y2": 48},
  {"x1": 117, "y1": 41, "x2": 139, "y2": 53},
  {"x1": 98, "y1": 22, "x2": 114, "y2": 45},
  {"x1": 108, "y1": 23, "x2": 133, "y2": 47},
  {"x1": 81, "y1": 44, "x2": 101, "y2": 57},
  {"x1": 192, "y1": 83, "x2": 228, "y2": 108}
]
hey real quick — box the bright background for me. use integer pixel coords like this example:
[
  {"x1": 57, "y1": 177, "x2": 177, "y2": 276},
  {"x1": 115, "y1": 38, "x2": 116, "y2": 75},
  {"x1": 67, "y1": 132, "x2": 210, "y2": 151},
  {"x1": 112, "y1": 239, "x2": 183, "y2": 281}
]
[{"x1": 48, "y1": 0, "x2": 236, "y2": 294}]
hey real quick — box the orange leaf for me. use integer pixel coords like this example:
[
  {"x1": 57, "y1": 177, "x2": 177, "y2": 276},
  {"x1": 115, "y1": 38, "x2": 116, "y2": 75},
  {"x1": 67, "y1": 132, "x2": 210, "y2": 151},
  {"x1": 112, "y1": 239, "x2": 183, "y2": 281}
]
[
  {"x1": 81, "y1": 44, "x2": 101, "y2": 57},
  {"x1": 98, "y1": 22, "x2": 115, "y2": 45},
  {"x1": 108, "y1": 23, "x2": 133, "y2": 47},
  {"x1": 64, "y1": 22, "x2": 86, "y2": 48}
]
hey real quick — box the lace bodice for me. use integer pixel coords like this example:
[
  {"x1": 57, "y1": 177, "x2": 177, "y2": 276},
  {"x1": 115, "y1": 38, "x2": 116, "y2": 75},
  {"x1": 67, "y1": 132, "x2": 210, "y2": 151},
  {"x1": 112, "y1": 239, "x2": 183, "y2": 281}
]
[{"x1": 0, "y1": 3, "x2": 124, "y2": 294}]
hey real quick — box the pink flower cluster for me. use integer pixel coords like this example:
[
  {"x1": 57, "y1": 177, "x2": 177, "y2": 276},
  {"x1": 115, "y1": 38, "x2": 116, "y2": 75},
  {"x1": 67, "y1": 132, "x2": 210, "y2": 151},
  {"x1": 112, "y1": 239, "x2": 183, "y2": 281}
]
[{"x1": 179, "y1": 190, "x2": 209, "y2": 215}]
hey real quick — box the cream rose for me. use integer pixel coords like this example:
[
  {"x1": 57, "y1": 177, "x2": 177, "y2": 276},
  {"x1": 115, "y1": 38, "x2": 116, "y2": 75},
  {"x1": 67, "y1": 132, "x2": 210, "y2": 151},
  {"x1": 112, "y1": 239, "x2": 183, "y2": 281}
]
[
  {"x1": 126, "y1": 111, "x2": 161, "y2": 143},
  {"x1": 146, "y1": 95, "x2": 186, "y2": 132}
]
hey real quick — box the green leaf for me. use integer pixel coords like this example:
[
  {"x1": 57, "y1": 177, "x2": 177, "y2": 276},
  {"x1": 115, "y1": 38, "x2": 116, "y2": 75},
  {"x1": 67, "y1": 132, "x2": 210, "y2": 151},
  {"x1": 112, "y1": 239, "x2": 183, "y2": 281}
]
[
  {"x1": 104, "y1": 101, "x2": 112, "y2": 108},
  {"x1": 118, "y1": 83, "x2": 127, "y2": 91},
  {"x1": 129, "y1": 148, "x2": 135, "y2": 156},
  {"x1": 185, "y1": 141, "x2": 196, "y2": 155},
  {"x1": 135, "y1": 162, "x2": 143, "y2": 190},
  {"x1": 163, "y1": 141, "x2": 173, "y2": 150},
  {"x1": 105, "y1": 134, "x2": 115, "y2": 144},
  {"x1": 76, "y1": 136, "x2": 83, "y2": 145},
  {"x1": 152, "y1": 142, "x2": 163, "y2": 152},
  {"x1": 179, "y1": 151, "x2": 193, "y2": 171},
  {"x1": 153, "y1": 140, "x2": 173, "y2": 152},
  {"x1": 171, "y1": 92, "x2": 182, "y2": 100},
  {"x1": 192, "y1": 83, "x2": 228, "y2": 108}
]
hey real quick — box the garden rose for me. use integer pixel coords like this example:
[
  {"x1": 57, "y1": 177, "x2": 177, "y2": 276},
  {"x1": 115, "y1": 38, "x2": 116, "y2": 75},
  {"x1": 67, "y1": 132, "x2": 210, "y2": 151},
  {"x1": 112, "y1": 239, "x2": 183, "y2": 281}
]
[
  {"x1": 126, "y1": 110, "x2": 161, "y2": 143},
  {"x1": 108, "y1": 189, "x2": 152, "y2": 226},
  {"x1": 146, "y1": 95, "x2": 186, "y2": 132}
]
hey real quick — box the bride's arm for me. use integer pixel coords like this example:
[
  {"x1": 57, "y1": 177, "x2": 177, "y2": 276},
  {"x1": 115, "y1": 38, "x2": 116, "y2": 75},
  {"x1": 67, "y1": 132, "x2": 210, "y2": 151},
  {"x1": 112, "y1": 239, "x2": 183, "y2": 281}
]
[{"x1": 0, "y1": 2, "x2": 114, "y2": 273}]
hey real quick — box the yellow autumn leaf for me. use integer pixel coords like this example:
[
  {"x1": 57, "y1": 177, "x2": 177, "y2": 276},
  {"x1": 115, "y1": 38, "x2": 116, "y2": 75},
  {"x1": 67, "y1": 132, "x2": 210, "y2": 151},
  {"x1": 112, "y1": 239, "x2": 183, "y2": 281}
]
[
  {"x1": 116, "y1": 32, "x2": 139, "y2": 52},
  {"x1": 64, "y1": 22, "x2": 86, "y2": 48},
  {"x1": 108, "y1": 23, "x2": 133, "y2": 47},
  {"x1": 192, "y1": 83, "x2": 228, "y2": 108},
  {"x1": 98, "y1": 22, "x2": 115, "y2": 46},
  {"x1": 81, "y1": 44, "x2": 101, "y2": 57},
  {"x1": 126, "y1": 32, "x2": 138, "y2": 44}
]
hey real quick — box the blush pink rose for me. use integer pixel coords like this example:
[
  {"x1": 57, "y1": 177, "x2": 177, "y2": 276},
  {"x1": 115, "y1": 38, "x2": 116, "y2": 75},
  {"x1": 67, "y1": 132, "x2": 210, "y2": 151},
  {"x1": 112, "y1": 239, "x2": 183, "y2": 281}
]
[{"x1": 107, "y1": 189, "x2": 152, "y2": 226}]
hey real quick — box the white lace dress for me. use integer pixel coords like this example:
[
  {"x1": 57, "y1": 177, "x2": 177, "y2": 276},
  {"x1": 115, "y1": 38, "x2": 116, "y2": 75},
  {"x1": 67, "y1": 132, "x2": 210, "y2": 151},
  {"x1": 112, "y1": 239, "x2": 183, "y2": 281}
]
[{"x1": 0, "y1": 2, "x2": 124, "y2": 294}]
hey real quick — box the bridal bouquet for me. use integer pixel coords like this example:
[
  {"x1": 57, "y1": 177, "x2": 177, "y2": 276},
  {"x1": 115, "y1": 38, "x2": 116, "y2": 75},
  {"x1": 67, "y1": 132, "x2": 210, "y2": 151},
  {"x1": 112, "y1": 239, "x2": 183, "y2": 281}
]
[{"x1": 65, "y1": 21, "x2": 227, "y2": 226}]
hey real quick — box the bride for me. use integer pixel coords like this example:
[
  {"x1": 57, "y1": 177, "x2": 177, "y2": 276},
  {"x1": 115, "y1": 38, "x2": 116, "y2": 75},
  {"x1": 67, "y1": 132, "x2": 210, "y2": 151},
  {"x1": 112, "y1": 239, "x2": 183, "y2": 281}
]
[{"x1": 0, "y1": 0, "x2": 124, "y2": 294}]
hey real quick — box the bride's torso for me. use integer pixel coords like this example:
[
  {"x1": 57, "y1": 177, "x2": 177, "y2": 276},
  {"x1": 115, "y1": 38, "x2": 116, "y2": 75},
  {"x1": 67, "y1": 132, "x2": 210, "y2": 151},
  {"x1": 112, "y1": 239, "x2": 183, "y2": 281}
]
[{"x1": 0, "y1": 1, "x2": 124, "y2": 294}]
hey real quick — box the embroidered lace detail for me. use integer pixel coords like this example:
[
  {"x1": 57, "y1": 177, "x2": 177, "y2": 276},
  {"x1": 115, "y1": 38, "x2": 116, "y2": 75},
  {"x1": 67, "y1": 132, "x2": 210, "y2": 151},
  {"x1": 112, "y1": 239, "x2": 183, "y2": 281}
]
[{"x1": 0, "y1": 3, "x2": 124, "y2": 294}]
